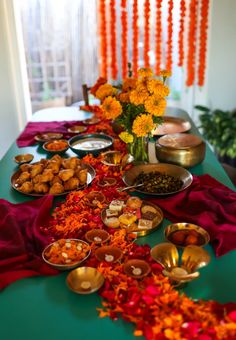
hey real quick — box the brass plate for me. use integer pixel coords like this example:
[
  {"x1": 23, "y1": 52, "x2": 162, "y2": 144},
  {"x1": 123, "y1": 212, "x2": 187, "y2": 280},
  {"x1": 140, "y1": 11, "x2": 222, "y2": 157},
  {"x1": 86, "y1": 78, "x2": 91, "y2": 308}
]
[
  {"x1": 101, "y1": 200, "x2": 163, "y2": 237},
  {"x1": 122, "y1": 163, "x2": 193, "y2": 196},
  {"x1": 158, "y1": 133, "x2": 203, "y2": 149},
  {"x1": 153, "y1": 116, "x2": 191, "y2": 136},
  {"x1": 67, "y1": 125, "x2": 87, "y2": 134},
  {"x1": 11, "y1": 162, "x2": 95, "y2": 197},
  {"x1": 34, "y1": 132, "x2": 63, "y2": 143},
  {"x1": 66, "y1": 266, "x2": 105, "y2": 294},
  {"x1": 82, "y1": 117, "x2": 101, "y2": 125},
  {"x1": 14, "y1": 154, "x2": 34, "y2": 164}
]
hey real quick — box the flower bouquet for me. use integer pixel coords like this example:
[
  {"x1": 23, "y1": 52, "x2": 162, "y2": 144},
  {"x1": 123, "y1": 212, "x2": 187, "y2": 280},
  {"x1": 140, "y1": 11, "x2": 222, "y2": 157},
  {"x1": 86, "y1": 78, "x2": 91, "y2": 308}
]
[{"x1": 91, "y1": 67, "x2": 171, "y2": 163}]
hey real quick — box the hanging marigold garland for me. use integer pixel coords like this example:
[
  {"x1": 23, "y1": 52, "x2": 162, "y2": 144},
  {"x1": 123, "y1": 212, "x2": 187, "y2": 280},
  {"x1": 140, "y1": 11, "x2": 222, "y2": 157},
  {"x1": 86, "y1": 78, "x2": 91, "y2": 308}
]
[
  {"x1": 143, "y1": 0, "x2": 151, "y2": 68},
  {"x1": 99, "y1": 0, "x2": 107, "y2": 78},
  {"x1": 109, "y1": 0, "x2": 118, "y2": 80},
  {"x1": 132, "y1": 0, "x2": 139, "y2": 77},
  {"x1": 121, "y1": 0, "x2": 128, "y2": 79},
  {"x1": 178, "y1": 0, "x2": 186, "y2": 67},
  {"x1": 186, "y1": 0, "x2": 198, "y2": 86},
  {"x1": 198, "y1": 0, "x2": 210, "y2": 86},
  {"x1": 166, "y1": 0, "x2": 174, "y2": 72},
  {"x1": 155, "y1": 0, "x2": 162, "y2": 74}
]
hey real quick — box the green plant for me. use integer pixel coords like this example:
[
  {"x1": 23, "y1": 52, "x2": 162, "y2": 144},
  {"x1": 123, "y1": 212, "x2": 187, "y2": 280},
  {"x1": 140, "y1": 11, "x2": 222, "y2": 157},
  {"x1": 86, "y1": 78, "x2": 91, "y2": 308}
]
[{"x1": 196, "y1": 105, "x2": 236, "y2": 158}]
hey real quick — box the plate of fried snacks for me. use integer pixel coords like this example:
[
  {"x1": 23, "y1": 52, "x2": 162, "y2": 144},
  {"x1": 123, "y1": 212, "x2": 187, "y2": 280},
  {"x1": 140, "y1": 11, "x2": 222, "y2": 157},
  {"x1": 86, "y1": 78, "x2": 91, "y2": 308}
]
[
  {"x1": 11, "y1": 154, "x2": 95, "y2": 196},
  {"x1": 42, "y1": 239, "x2": 91, "y2": 270},
  {"x1": 122, "y1": 163, "x2": 193, "y2": 196},
  {"x1": 101, "y1": 196, "x2": 163, "y2": 236}
]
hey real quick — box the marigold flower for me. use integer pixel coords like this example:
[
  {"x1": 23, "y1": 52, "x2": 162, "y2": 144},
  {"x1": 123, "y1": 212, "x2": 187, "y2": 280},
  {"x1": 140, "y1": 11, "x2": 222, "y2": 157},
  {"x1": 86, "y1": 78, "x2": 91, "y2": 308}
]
[
  {"x1": 130, "y1": 85, "x2": 149, "y2": 105},
  {"x1": 90, "y1": 77, "x2": 107, "y2": 96},
  {"x1": 144, "y1": 95, "x2": 166, "y2": 116},
  {"x1": 132, "y1": 114, "x2": 155, "y2": 137},
  {"x1": 147, "y1": 79, "x2": 170, "y2": 97},
  {"x1": 119, "y1": 131, "x2": 134, "y2": 144},
  {"x1": 138, "y1": 67, "x2": 153, "y2": 78},
  {"x1": 119, "y1": 92, "x2": 130, "y2": 103},
  {"x1": 160, "y1": 69, "x2": 172, "y2": 78},
  {"x1": 96, "y1": 84, "x2": 117, "y2": 101},
  {"x1": 122, "y1": 78, "x2": 137, "y2": 91},
  {"x1": 101, "y1": 96, "x2": 122, "y2": 119}
]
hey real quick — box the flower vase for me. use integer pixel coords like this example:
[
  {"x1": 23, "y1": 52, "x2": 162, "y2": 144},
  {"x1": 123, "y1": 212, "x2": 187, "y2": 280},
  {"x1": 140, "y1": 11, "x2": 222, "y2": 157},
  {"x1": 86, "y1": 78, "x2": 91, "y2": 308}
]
[{"x1": 128, "y1": 136, "x2": 149, "y2": 164}]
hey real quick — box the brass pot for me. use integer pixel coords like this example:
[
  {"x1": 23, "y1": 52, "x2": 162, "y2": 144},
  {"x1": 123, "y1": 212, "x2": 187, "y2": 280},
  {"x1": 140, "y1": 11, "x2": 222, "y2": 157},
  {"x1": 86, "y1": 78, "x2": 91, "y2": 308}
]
[{"x1": 155, "y1": 133, "x2": 206, "y2": 168}]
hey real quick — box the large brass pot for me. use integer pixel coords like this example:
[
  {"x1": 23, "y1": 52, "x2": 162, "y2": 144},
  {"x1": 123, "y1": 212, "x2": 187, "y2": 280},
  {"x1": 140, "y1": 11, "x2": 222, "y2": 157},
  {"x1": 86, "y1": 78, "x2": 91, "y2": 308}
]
[{"x1": 155, "y1": 133, "x2": 206, "y2": 168}]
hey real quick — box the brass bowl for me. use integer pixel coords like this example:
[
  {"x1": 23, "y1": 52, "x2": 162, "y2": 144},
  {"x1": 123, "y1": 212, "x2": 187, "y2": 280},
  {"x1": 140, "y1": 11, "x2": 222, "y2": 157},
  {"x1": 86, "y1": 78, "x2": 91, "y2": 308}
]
[
  {"x1": 85, "y1": 229, "x2": 110, "y2": 244},
  {"x1": 42, "y1": 239, "x2": 91, "y2": 270},
  {"x1": 67, "y1": 125, "x2": 87, "y2": 134},
  {"x1": 66, "y1": 267, "x2": 105, "y2": 294},
  {"x1": 123, "y1": 259, "x2": 151, "y2": 279},
  {"x1": 151, "y1": 243, "x2": 210, "y2": 285},
  {"x1": 14, "y1": 154, "x2": 34, "y2": 164},
  {"x1": 95, "y1": 246, "x2": 123, "y2": 263},
  {"x1": 34, "y1": 132, "x2": 63, "y2": 143},
  {"x1": 164, "y1": 222, "x2": 210, "y2": 248},
  {"x1": 155, "y1": 133, "x2": 206, "y2": 168},
  {"x1": 43, "y1": 139, "x2": 69, "y2": 154},
  {"x1": 83, "y1": 191, "x2": 106, "y2": 207},
  {"x1": 101, "y1": 151, "x2": 133, "y2": 167},
  {"x1": 82, "y1": 117, "x2": 101, "y2": 125},
  {"x1": 97, "y1": 177, "x2": 117, "y2": 187}
]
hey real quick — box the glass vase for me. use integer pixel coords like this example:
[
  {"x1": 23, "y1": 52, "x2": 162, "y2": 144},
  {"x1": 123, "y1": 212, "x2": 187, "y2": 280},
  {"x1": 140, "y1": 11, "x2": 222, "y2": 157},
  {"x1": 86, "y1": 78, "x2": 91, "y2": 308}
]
[{"x1": 128, "y1": 136, "x2": 149, "y2": 164}]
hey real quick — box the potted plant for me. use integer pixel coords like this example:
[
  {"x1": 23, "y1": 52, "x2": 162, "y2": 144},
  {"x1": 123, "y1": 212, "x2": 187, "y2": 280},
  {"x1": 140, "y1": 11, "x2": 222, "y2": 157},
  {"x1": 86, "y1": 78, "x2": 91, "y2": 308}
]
[{"x1": 195, "y1": 105, "x2": 236, "y2": 167}]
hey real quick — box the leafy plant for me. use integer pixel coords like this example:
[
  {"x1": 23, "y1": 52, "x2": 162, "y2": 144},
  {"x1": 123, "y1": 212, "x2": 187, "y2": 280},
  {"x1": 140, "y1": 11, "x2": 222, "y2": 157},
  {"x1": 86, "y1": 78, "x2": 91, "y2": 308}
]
[{"x1": 196, "y1": 105, "x2": 236, "y2": 158}]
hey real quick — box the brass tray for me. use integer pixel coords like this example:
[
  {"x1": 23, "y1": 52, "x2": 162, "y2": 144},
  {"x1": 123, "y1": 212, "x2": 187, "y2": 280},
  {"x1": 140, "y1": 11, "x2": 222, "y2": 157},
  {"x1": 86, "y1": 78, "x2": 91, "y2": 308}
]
[
  {"x1": 122, "y1": 163, "x2": 193, "y2": 196},
  {"x1": 11, "y1": 163, "x2": 95, "y2": 197},
  {"x1": 101, "y1": 200, "x2": 163, "y2": 237},
  {"x1": 153, "y1": 116, "x2": 191, "y2": 136}
]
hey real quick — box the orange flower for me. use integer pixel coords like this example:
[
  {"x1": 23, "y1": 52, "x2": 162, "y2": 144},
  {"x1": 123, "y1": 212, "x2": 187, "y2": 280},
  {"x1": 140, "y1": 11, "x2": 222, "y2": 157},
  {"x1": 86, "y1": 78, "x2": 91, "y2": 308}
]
[
  {"x1": 144, "y1": 95, "x2": 166, "y2": 116},
  {"x1": 132, "y1": 114, "x2": 155, "y2": 137},
  {"x1": 119, "y1": 92, "x2": 130, "y2": 103},
  {"x1": 122, "y1": 78, "x2": 137, "y2": 91},
  {"x1": 129, "y1": 85, "x2": 149, "y2": 105},
  {"x1": 90, "y1": 77, "x2": 107, "y2": 96},
  {"x1": 101, "y1": 96, "x2": 122, "y2": 119},
  {"x1": 95, "y1": 84, "x2": 116, "y2": 101},
  {"x1": 147, "y1": 79, "x2": 170, "y2": 97}
]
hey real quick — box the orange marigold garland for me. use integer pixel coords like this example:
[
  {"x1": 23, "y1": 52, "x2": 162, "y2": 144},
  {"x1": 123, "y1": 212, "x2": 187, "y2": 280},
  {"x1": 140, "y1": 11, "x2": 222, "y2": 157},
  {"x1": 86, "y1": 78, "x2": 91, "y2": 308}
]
[
  {"x1": 166, "y1": 0, "x2": 174, "y2": 72},
  {"x1": 155, "y1": 0, "x2": 162, "y2": 74},
  {"x1": 198, "y1": 0, "x2": 210, "y2": 86},
  {"x1": 99, "y1": 0, "x2": 108, "y2": 78},
  {"x1": 121, "y1": 0, "x2": 128, "y2": 79},
  {"x1": 143, "y1": 0, "x2": 151, "y2": 68},
  {"x1": 186, "y1": 0, "x2": 198, "y2": 86},
  {"x1": 132, "y1": 0, "x2": 139, "y2": 77},
  {"x1": 109, "y1": 0, "x2": 118, "y2": 80},
  {"x1": 178, "y1": 0, "x2": 186, "y2": 67}
]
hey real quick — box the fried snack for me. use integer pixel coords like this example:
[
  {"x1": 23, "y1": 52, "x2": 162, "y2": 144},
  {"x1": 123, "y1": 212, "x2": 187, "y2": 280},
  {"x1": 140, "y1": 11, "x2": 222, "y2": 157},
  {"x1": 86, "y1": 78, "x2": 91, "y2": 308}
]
[
  {"x1": 141, "y1": 205, "x2": 158, "y2": 215},
  {"x1": 64, "y1": 177, "x2": 79, "y2": 191},
  {"x1": 126, "y1": 197, "x2": 142, "y2": 209},
  {"x1": 15, "y1": 171, "x2": 31, "y2": 185},
  {"x1": 49, "y1": 182, "x2": 64, "y2": 195},
  {"x1": 47, "y1": 160, "x2": 60, "y2": 174},
  {"x1": 50, "y1": 154, "x2": 62, "y2": 165},
  {"x1": 32, "y1": 174, "x2": 42, "y2": 184},
  {"x1": 50, "y1": 175, "x2": 63, "y2": 186},
  {"x1": 74, "y1": 165, "x2": 82, "y2": 178},
  {"x1": 78, "y1": 169, "x2": 87, "y2": 185},
  {"x1": 19, "y1": 164, "x2": 32, "y2": 172},
  {"x1": 40, "y1": 169, "x2": 54, "y2": 182},
  {"x1": 58, "y1": 169, "x2": 74, "y2": 182},
  {"x1": 34, "y1": 182, "x2": 49, "y2": 194},
  {"x1": 62, "y1": 157, "x2": 80, "y2": 170},
  {"x1": 19, "y1": 181, "x2": 34, "y2": 193},
  {"x1": 31, "y1": 164, "x2": 44, "y2": 178}
]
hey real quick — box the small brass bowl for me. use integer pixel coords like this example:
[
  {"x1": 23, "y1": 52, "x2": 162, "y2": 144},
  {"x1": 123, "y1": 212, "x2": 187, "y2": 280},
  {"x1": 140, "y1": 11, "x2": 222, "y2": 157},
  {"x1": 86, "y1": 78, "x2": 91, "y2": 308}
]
[
  {"x1": 14, "y1": 154, "x2": 34, "y2": 165},
  {"x1": 84, "y1": 191, "x2": 106, "y2": 207},
  {"x1": 97, "y1": 177, "x2": 117, "y2": 187},
  {"x1": 85, "y1": 229, "x2": 110, "y2": 244},
  {"x1": 66, "y1": 267, "x2": 105, "y2": 294},
  {"x1": 43, "y1": 139, "x2": 69, "y2": 154},
  {"x1": 34, "y1": 132, "x2": 63, "y2": 143},
  {"x1": 42, "y1": 239, "x2": 91, "y2": 271},
  {"x1": 67, "y1": 125, "x2": 87, "y2": 134},
  {"x1": 123, "y1": 259, "x2": 151, "y2": 279},
  {"x1": 155, "y1": 133, "x2": 206, "y2": 168},
  {"x1": 165, "y1": 222, "x2": 210, "y2": 248},
  {"x1": 82, "y1": 117, "x2": 101, "y2": 125},
  {"x1": 95, "y1": 246, "x2": 123, "y2": 263},
  {"x1": 101, "y1": 151, "x2": 123, "y2": 166}
]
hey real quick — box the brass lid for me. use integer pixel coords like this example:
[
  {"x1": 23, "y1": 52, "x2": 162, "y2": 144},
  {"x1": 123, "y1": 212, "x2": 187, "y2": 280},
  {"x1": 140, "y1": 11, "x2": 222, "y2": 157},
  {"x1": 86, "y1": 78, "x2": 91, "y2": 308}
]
[
  {"x1": 153, "y1": 116, "x2": 191, "y2": 135},
  {"x1": 157, "y1": 133, "x2": 203, "y2": 149}
]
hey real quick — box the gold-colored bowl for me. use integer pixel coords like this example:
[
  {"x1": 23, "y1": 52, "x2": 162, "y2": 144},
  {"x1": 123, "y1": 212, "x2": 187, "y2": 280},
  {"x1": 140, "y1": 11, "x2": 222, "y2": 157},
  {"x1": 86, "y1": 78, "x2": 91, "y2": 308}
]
[
  {"x1": 95, "y1": 246, "x2": 123, "y2": 263},
  {"x1": 101, "y1": 151, "x2": 133, "y2": 167},
  {"x1": 123, "y1": 259, "x2": 151, "y2": 279},
  {"x1": 97, "y1": 177, "x2": 117, "y2": 187},
  {"x1": 164, "y1": 222, "x2": 210, "y2": 248},
  {"x1": 43, "y1": 139, "x2": 69, "y2": 154},
  {"x1": 155, "y1": 133, "x2": 206, "y2": 168},
  {"x1": 67, "y1": 125, "x2": 87, "y2": 134},
  {"x1": 66, "y1": 266, "x2": 105, "y2": 294},
  {"x1": 85, "y1": 229, "x2": 110, "y2": 244},
  {"x1": 34, "y1": 132, "x2": 63, "y2": 143},
  {"x1": 14, "y1": 154, "x2": 34, "y2": 164},
  {"x1": 151, "y1": 242, "x2": 210, "y2": 285}
]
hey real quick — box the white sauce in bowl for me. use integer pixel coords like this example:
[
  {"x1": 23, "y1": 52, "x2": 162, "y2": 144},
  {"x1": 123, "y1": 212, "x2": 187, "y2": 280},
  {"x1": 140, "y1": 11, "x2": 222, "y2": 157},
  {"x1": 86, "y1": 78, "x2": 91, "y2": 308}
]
[{"x1": 72, "y1": 137, "x2": 112, "y2": 150}]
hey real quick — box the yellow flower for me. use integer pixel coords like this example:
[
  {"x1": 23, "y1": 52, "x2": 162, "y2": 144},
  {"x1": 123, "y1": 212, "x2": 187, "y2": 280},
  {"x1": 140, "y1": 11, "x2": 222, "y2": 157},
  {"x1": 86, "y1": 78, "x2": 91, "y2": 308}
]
[
  {"x1": 119, "y1": 132, "x2": 134, "y2": 144},
  {"x1": 96, "y1": 84, "x2": 117, "y2": 101},
  {"x1": 138, "y1": 67, "x2": 153, "y2": 78},
  {"x1": 122, "y1": 78, "x2": 137, "y2": 91},
  {"x1": 159, "y1": 69, "x2": 172, "y2": 78},
  {"x1": 119, "y1": 92, "x2": 130, "y2": 103},
  {"x1": 101, "y1": 96, "x2": 122, "y2": 120},
  {"x1": 132, "y1": 114, "x2": 155, "y2": 137},
  {"x1": 144, "y1": 95, "x2": 167, "y2": 116},
  {"x1": 147, "y1": 79, "x2": 170, "y2": 97},
  {"x1": 130, "y1": 85, "x2": 149, "y2": 105}
]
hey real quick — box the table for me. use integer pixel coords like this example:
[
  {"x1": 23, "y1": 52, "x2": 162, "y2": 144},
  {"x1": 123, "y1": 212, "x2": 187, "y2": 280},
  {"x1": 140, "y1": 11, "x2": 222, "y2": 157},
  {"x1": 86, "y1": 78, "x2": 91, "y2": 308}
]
[{"x1": 0, "y1": 108, "x2": 235, "y2": 340}]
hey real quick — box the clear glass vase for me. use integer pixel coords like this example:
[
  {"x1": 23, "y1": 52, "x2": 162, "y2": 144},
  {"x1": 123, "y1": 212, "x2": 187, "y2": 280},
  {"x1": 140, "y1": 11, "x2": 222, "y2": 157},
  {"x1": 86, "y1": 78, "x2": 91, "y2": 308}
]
[{"x1": 128, "y1": 136, "x2": 149, "y2": 164}]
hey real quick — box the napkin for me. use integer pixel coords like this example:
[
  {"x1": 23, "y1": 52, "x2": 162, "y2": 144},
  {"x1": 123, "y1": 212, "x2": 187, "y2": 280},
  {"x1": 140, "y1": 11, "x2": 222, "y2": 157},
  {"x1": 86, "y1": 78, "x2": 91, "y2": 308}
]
[
  {"x1": 0, "y1": 196, "x2": 59, "y2": 290},
  {"x1": 150, "y1": 174, "x2": 236, "y2": 257}
]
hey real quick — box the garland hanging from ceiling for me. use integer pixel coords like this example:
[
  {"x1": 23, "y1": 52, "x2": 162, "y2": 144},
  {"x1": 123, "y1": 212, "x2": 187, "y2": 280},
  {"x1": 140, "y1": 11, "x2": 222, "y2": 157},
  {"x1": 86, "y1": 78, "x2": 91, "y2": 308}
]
[{"x1": 98, "y1": 0, "x2": 210, "y2": 87}]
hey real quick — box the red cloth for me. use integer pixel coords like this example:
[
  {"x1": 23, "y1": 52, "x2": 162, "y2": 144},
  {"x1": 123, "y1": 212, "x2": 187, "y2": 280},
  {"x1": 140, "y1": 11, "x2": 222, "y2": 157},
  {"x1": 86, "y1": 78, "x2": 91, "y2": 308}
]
[
  {"x1": 0, "y1": 196, "x2": 59, "y2": 290},
  {"x1": 16, "y1": 121, "x2": 79, "y2": 147},
  {"x1": 150, "y1": 174, "x2": 236, "y2": 257}
]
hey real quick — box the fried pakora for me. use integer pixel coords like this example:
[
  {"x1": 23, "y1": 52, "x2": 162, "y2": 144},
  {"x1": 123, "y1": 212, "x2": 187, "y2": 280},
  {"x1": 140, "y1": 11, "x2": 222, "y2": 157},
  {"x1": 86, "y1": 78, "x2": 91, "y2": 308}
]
[
  {"x1": 49, "y1": 182, "x2": 64, "y2": 195},
  {"x1": 19, "y1": 181, "x2": 34, "y2": 193},
  {"x1": 64, "y1": 177, "x2": 80, "y2": 191},
  {"x1": 16, "y1": 171, "x2": 31, "y2": 185},
  {"x1": 34, "y1": 182, "x2": 49, "y2": 194},
  {"x1": 58, "y1": 169, "x2": 74, "y2": 182}
]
